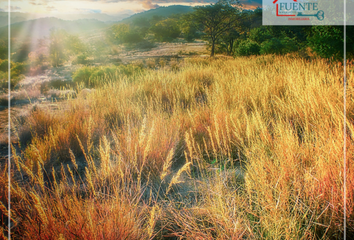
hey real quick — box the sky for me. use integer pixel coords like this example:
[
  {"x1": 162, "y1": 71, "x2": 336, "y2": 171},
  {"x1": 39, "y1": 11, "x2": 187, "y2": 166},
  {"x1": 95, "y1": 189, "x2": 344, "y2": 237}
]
[{"x1": 0, "y1": 0, "x2": 262, "y2": 15}]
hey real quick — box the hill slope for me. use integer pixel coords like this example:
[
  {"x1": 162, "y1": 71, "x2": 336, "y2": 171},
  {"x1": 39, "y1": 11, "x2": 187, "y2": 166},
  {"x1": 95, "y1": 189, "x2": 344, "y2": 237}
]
[
  {"x1": 120, "y1": 5, "x2": 194, "y2": 24},
  {"x1": 0, "y1": 12, "x2": 134, "y2": 28},
  {"x1": 0, "y1": 17, "x2": 108, "y2": 41}
]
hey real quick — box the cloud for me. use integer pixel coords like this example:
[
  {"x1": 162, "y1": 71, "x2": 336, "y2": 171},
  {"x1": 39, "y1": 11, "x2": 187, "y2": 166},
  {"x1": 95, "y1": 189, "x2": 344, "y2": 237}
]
[
  {"x1": 142, "y1": 0, "x2": 261, "y2": 9},
  {"x1": 46, "y1": 5, "x2": 58, "y2": 12},
  {"x1": 144, "y1": 0, "x2": 215, "y2": 3},
  {"x1": 19, "y1": 0, "x2": 261, "y2": 7},
  {"x1": 5, "y1": 0, "x2": 261, "y2": 14},
  {"x1": 90, "y1": 9, "x2": 102, "y2": 13},
  {"x1": 239, "y1": 0, "x2": 262, "y2": 9},
  {"x1": 11, "y1": 6, "x2": 22, "y2": 10},
  {"x1": 141, "y1": 0, "x2": 159, "y2": 9},
  {"x1": 74, "y1": 8, "x2": 103, "y2": 13},
  {"x1": 3, "y1": 5, "x2": 22, "y2": 11},
  {"x1": 29, "y1": 0, "x2": 45, "y2": 6},
  {"x1": 103, "y1": 0, "x2": 261, "y2": 6}
]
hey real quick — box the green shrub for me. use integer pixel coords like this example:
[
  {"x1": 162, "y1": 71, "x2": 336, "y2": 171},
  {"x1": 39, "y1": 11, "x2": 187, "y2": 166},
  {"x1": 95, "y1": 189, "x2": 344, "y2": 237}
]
[
  {"x1": 133, "y1": 40, "x2": 156, "y2": 50},
  {"x1": 0, "y1": 60, "x2": 28, "y2": 90},
  {"x1": 72, "y1": 66, "x2": 95, "y2": 87},
  {"x1": 11, "y1": 62, "x2": 30, "y2": 77},
  {"x1": 0, "y1": 60, "x2": 29, "y2": 76},
  {"x1": 118, "y1": 64, "x2": 144, "y2": 77},
  {"x1": 72, "y1": 65, "x2": 144, "y2": 88},
  {"x1": 74, "y1": 54, "x2": 88, "y2": 65},
  {"x1": 49, "y1": 79, "x2": 74, "y2": 89},
  {"x1": 0, "y1": 59, "x2": 8, "y2": 72},
  {"x1": 257, "y1": 37, "x2": 298, "y2": 55},
  {"x1": 89, "y1": 66, "x2": 117, "y2": 86},
  {"x1": 260, "y1": 38, "x2": 283, "y2": 55},
  {"x1": 0, "y1": 71, "x2": 7, "y2": 89},
  {"x1": 122, "y1": 32, "x2": 144, "y2": 44},
  {"x1": 280, "y1": 37, "x2": 299, "y2": 54},
  {"x1": 0, "y1": 71, "x2": 23, "y2": 90},
  {"x1": 235, "y1": 40, "x2": 260, "y2": 56}
]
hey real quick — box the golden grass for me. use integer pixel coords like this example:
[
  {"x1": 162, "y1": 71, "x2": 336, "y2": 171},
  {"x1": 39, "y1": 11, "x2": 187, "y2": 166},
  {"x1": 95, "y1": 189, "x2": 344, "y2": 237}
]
[{"x1": 1, "y1": 55, "x2": 353, "y2": 239}]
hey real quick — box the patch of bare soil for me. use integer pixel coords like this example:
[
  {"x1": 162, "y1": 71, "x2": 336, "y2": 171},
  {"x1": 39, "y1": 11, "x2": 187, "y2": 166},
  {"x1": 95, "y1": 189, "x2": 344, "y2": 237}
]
[
  {"x1": 117, "y1": 41, "x2": 208, "y2": 63},
  {"x1": 20, "y1": 64, "x2": 79, "y2": 88}
]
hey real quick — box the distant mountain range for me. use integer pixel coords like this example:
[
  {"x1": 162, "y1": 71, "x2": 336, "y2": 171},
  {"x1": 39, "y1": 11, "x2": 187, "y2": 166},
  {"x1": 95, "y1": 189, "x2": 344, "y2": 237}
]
[
  {"x1": 120, "y1": 5, "x2": 194, "y2": 24},
  {"x1": 0, "y1": 5, "x2": 194, "y2": 28},
  {"x1": 0, "y1": 6, "x2": 196, "y2": 42},
  {"x1": 0, "y1": 17, "x2": 108, "y2": 41},
  {"x1": 0, "y1": 11, "x2": 134, "y2": 28}
]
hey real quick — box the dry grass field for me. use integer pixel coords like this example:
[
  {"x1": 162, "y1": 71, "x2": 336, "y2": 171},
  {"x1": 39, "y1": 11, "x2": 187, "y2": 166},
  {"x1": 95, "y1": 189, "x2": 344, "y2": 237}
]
[{"x1": 1, "y1": 55, "x2": 353, "y2": 239}]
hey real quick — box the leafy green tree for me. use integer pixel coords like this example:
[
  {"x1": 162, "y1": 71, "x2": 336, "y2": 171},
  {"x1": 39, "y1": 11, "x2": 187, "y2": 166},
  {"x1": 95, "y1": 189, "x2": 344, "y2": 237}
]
[
  {"x1": 28, "y1": 38, "x2": 50, "y2": 66},
  {"x1": 190, "y1": 0, "x2": 241, "y2": 56},
  {"x1": 132, "y1": 17, "x2": 151, "y2": 36},
  {"x1": 150, "y1": 18, "x2": 181, "y2": 42},
  {"x1": 179, "y1": 14, "x2": 201, "y2": 42},
  {"x1": 109, "y1": 24, "x2": 130, "y2": 44},
  {"x1": 49, "y1": 29, "x2": 68, "y2": 67},
  {"x1": 240, "y1": 26, "x2": 305, "y2": 56},
  {"x1": 216, "y1": 8, "x2": 261, "y2": 55},
  {"x1": 109, "y1": 24, "x2": 144, "y2": 44},
  {"x1": 149, "y1": 15, "x2": 166, "y2": 26},
  {"x1": 248, "y1": 27, "x2": 272, "y2": 44},
  {"x1": 308, "y1": 26, "x2": 354, "y2": 60},
  {"x1": 49, "y1": 29, "x2": 87, "y2": 67},
  {"x1": 0, "y1": 39, "x2": 8, "y2": 60},
  {"x1": 239, "y1": 8, "x2": 262, "y2": 33},
  {"x1": 65, "y1": 35, "x2": 86, "y2": 55},
  {"x1": 12, "y1": 42, "x2": 31, "y2": 62},
  {"x1": 219, "y1": 27, "x2": 241, "y2": 55},
  {"x1": 123, "y1": 31, "x2": 144, "y2": 44}
]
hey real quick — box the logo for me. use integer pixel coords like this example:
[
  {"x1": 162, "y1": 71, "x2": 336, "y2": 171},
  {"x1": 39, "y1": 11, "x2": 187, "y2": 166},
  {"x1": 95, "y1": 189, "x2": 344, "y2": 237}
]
[{"x1": 273, "y1": 0, "x2": 324, "y2": 21}]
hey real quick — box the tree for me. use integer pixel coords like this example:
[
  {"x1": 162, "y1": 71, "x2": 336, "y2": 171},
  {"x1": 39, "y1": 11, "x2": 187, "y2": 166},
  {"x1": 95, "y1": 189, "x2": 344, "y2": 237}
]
[
  {"x1": 217, "y1": 8, "x2": 261, "y2": 55},
  {"x1": 109, "y1": 24, "x2": 130, "y2": 44},
  {"x1": 219, "y1": 27, "x2": 240, "y2": 55},
  {"x1": 49, "y1": 29, "x2": 68, "y2": 67},
  {"x1": 65, "y1": 35, "x2": 86, "y2": 55},
  {"x1": 179, "y1": 14, "x2": 201, "y2": 42},
  {"x1": 132, "y1": 17, "x2": 151, "y2": 36},
  {"x1": 149, "y1": 15, "x2": 166, "y2": 26},
  {"x1": 108, "y1": 24, "x2": 144, "y2": 44},
  {"x1": 307, "y1": 26, "x2": 354, "y2": 60},
  {"x1": 150, "y1": 18, "x2": 181, "y2": 42},
  {"x1": 49, "y1": 29, "x2": 87, "y2": 67},
  {"x1": 239, "y1": 8, "x2": 262, "y2": 33},
  {"x1": 0, "y1": 39, "x2": 8, "y2": 60},
  {"x1": 12, "y1": 42, "x2": 31, "y2": 62},
  {"x1": 190, "y1": 0, "x2": 241, "y2": 56}
]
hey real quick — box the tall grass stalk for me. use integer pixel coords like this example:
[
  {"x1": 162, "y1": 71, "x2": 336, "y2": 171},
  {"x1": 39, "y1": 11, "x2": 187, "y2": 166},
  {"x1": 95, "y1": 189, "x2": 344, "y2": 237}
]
[{"x1": 2, "y1": 55, "x2": 353, "y2": 239}]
